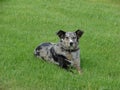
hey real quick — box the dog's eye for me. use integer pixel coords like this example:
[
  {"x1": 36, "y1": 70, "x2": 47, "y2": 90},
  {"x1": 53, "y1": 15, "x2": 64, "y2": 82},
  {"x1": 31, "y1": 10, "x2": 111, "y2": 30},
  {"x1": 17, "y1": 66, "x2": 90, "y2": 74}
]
[
  {"x1": 66, "y1": 37, "x2": 69, "y2": 40},
  {"x1": 72, "y1": 37, "x2": 76, "y2": 39}
]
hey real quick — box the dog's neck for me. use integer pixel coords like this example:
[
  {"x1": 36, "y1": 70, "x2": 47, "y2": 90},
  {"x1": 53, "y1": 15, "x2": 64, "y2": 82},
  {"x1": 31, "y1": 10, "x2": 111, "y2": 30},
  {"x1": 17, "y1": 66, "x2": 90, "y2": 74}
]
[
  {"x1": 61, "y1": 47, "x2": 79, "y2": 52},
  {"x1": 56, "y1": 42, "x2": 79, "y2": 53}
]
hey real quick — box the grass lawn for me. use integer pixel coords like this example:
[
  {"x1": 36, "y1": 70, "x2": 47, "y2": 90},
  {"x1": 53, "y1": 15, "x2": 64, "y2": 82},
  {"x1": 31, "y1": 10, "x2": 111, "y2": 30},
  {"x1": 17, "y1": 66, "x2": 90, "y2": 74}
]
[{"x1": 0, "y1": 0, "x2": 120, "y2": 90}]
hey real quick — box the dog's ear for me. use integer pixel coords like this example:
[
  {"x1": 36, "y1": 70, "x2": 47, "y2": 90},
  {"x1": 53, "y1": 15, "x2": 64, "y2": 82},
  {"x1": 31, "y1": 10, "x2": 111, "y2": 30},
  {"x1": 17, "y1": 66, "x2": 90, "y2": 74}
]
[
  {"x1": 75, "y1": 29, "x2": 84, "y2": 39},
  {"x1": 57, "y1": 30, "x2": 66, "y2": 38}
]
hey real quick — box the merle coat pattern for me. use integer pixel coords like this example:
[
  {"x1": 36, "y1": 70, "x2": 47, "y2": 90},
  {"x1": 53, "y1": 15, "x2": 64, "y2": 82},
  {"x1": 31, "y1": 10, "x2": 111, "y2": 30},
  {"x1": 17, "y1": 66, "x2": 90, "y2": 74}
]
[{"x1": 34, "y1": 30, "x2": 84, "y2": 74}]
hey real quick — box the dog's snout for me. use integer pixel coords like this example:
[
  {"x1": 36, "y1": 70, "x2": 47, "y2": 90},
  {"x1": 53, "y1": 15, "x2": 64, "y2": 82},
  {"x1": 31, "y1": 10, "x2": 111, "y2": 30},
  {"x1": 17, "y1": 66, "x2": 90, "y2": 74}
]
[{"x1": 70, "y1": 42, "x2": 73, "y2": 46}]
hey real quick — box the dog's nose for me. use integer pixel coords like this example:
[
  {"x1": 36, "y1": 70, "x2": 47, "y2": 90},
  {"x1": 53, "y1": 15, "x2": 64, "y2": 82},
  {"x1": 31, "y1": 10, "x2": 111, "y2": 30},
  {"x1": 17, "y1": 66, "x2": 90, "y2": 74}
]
[{"x1": 70, "y1": 42, "x2": 73, "y2": 46}]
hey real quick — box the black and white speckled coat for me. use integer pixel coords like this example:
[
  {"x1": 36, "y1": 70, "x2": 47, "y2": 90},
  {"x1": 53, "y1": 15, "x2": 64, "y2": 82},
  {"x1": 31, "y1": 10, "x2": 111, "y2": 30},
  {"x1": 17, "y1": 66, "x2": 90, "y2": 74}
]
[{"x1": 34, "y1": 30, "x2": 84, "y2": 74}]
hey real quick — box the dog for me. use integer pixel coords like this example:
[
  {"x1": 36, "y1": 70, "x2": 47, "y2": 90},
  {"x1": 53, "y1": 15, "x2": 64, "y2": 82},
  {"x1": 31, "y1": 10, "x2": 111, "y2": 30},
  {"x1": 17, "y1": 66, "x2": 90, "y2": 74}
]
[{"x1": 34, "y1": 30, "x2": 84, "y2": 74}]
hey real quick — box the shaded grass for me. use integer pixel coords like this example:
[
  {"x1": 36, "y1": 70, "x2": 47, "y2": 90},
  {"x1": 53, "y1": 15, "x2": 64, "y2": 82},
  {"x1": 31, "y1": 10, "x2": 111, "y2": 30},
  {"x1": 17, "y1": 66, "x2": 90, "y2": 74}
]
[{"x1": 0, "y1": 0, "x2": 120, "y2": 90}]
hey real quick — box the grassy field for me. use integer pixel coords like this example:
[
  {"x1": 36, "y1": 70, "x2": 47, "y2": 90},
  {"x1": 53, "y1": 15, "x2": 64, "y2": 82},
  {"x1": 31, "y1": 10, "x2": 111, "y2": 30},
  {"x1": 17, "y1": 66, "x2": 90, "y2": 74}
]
[{"x1": 0, "y1": 0, "x2": 120, "y2": 90}]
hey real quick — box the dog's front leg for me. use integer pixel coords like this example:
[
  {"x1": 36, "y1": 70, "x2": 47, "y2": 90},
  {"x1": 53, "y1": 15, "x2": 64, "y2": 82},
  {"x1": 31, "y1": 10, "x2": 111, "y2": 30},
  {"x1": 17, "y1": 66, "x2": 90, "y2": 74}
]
[
  {"x1": 75, "y1": 65, "x2": 82, "y2": 74},
  {"x1": 77, "y1": 66, "x2": 82, "y2": 75},
  {"x1": 73, "y1": 61, "x2": 82, "y2": 75}
]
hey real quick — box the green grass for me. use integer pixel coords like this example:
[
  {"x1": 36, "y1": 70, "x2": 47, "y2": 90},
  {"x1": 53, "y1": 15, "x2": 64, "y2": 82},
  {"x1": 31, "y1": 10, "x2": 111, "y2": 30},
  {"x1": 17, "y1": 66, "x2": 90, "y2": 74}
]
[{"x1": 0, "y1": 0, "x2": 120, "y2": 90}]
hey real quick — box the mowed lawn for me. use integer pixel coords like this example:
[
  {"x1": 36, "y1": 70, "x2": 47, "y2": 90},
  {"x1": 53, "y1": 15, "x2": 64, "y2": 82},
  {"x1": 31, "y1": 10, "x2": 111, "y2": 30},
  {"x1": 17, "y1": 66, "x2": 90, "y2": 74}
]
[{"x1": 0, "y1": 0, "x2": 120, "y2": 90}]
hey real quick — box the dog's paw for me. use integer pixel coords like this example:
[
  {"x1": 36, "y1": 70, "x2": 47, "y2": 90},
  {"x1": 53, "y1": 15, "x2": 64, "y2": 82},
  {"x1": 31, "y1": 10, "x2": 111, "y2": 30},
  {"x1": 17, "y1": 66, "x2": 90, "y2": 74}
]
[{"x1": 78, "y1": 70, "x2": 83, "y2": 75}]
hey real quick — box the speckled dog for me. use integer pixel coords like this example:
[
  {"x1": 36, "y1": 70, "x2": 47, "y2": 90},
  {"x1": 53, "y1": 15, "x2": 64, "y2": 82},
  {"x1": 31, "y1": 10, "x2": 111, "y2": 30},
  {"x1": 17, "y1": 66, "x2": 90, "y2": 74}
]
[{"x1": 34, "y1": 30, "x2": 84, "y2": 74}]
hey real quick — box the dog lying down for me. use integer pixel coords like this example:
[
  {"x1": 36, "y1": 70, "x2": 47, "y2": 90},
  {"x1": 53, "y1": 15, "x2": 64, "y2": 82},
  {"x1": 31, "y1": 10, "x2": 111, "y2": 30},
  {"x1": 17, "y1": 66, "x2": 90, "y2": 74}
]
[{"x1": 34, "y1": 30, "x2": 84, "y2": 74}]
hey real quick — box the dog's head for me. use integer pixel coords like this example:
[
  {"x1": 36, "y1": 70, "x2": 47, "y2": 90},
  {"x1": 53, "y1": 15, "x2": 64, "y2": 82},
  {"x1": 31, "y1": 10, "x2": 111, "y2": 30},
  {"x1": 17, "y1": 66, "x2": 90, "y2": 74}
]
[{"x1": 57, "y1": 29, "x2": 84, "y2": 50}]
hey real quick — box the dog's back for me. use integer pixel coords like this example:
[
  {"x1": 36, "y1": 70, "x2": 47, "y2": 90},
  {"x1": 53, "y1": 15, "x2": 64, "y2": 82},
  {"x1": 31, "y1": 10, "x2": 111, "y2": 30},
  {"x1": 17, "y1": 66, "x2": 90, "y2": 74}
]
[
  {"x1": 34, "y1": 42, "x2": 71, "y2": 68},
  {"x1": 34, "y1": 42, "x2": 53, "y2": 60}
]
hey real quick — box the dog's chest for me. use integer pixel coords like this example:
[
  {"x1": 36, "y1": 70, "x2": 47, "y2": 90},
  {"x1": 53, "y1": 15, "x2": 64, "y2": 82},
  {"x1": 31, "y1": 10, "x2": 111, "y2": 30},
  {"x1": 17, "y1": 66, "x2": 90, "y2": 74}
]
[
  {"x1": 65, "y1": 52, "x2": 73, "y2": 60},
  {"x1": 55, "y1": 48, "x2": 78, "y2": 61},
  {"x1": 65, "y1": 51, "x2": 79, "y2": 61},
  {"x1": 54, "y1": 44, "x2": 80, "y2": 61}
]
